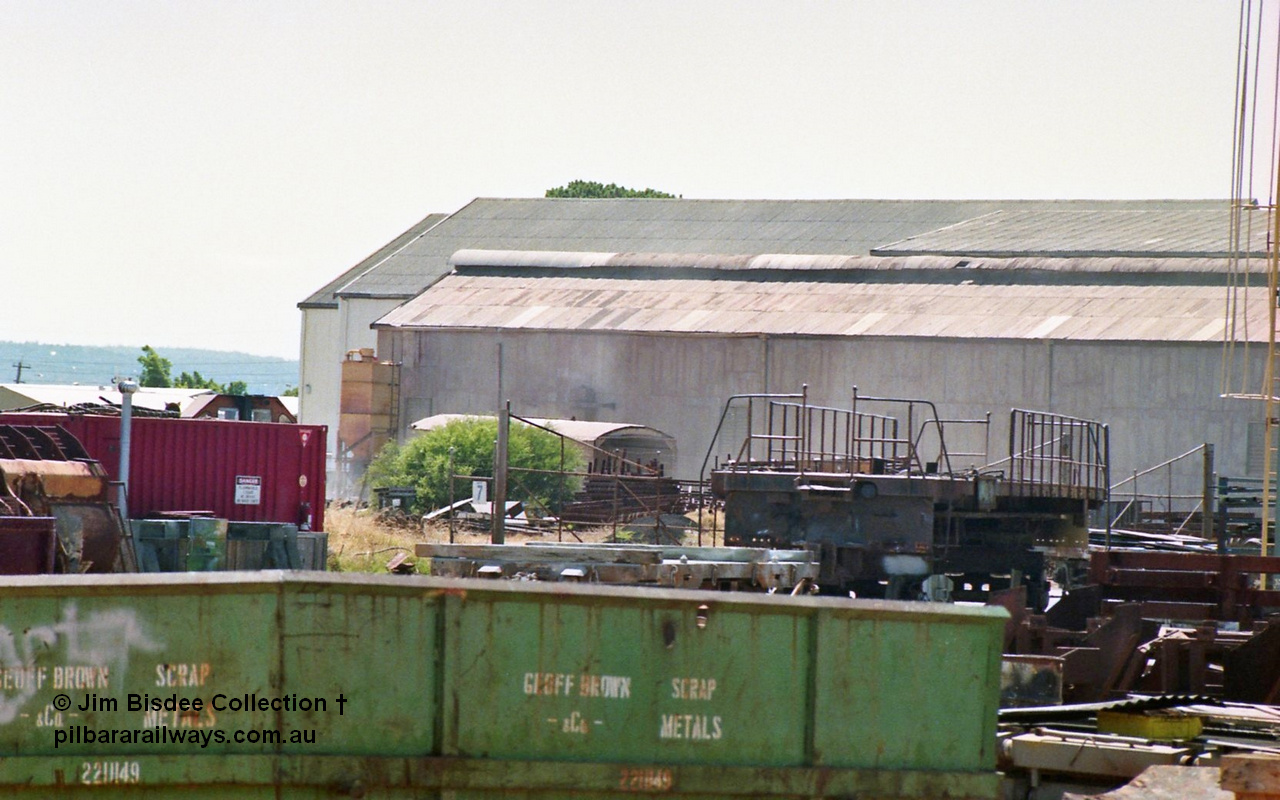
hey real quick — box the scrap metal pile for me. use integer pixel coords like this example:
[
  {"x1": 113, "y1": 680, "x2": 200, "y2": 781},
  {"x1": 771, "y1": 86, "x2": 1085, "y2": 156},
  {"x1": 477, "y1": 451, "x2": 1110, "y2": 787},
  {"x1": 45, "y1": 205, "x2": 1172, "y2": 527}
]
[
  {"x1": 418, "y1": 541, "x2": 820, "y2": 593},
  {"x1": 0, "y1": 423, "x2": 131, "y2": 573},
  {"x1": 993, "y1": 550, "x2": 1280, "y2": 797}
]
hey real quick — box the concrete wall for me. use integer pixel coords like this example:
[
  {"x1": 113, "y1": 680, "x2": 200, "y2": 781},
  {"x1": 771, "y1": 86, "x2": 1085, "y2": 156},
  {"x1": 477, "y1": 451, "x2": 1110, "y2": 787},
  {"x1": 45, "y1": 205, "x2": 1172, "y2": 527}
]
[
  {"x1": 299, "y1": 297, "x2": 404, "y2": 497},
  {"x1": 378, "y1": 327, "x2": 1267, "y2": 495},
  {"x1": 298, "y1": 307, "x2": 341, "y2": 493},
  {"x1": 342, "y1": 298, "x2": 400, "y2": 356}
]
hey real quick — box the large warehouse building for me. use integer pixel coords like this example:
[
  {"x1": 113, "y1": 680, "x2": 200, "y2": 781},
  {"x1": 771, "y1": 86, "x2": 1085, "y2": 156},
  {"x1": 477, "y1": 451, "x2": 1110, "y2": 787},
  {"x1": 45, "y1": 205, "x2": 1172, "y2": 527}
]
[
  {"x1": 369, "y1": 205, "x2": 1270, "y2": 491},
  {"x1": 299, "y1": 199, "x2": 1239, "y2": 486},
  {"x1": 300, "y1": 197, "x2": 1270, "y2": 495}
]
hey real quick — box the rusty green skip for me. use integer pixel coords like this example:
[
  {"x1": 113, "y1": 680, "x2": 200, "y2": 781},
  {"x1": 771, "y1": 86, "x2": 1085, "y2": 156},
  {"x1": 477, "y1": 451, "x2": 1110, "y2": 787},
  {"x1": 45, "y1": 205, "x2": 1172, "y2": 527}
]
[{"x1": 0, "y1": 572, "x2": 1006, "y2": 798}]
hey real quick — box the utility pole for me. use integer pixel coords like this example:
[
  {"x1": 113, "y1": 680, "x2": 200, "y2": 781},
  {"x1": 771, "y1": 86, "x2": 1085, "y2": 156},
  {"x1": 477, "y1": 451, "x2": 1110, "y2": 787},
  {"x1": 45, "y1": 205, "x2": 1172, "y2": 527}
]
[
  {"x1": 12, "y1": 360, "x2": 29, "y2": 383},
  {"x1": 492, "y1": 343, "x2": 507, "y2": 545}
]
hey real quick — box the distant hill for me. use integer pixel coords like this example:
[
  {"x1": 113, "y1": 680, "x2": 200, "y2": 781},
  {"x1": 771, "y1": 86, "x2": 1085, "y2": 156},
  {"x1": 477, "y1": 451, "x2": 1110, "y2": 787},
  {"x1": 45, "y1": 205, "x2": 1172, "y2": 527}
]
[{"x1": 0, "y1": 341, "x2": 298, "y2": 396}]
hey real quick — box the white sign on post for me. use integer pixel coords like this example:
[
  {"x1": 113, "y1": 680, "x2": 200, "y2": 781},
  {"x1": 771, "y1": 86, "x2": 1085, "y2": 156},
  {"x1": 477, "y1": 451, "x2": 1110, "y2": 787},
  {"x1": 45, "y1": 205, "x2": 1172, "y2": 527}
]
[
  {"x1": 471, "y1": 480, "x2": 487, "y2": 506},
  {"x1": 235, "y1": 475, "x2": 262, "y2": 505}
]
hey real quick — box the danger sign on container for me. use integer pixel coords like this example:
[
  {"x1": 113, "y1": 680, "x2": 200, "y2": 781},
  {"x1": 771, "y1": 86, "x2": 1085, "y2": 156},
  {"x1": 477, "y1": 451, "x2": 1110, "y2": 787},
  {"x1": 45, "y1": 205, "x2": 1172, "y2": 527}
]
[{"x1": 234, "y1": 475, "x2": 262, "y2": 505}]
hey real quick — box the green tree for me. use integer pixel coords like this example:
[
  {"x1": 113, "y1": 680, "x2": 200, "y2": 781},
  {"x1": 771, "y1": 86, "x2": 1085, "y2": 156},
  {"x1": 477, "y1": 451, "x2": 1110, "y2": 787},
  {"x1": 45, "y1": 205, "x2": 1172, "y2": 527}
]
[
  {"x1": 137, "y1": 345, "x2": 172, "y2": 388},
  {"x1": 368, "y1": 417, "x2": 584, "y2": 515},
  {"x1": 282, "y1": 386, "x2": 300, "y2": 397},
  {"x1": 546, "y1": 180, "x2": 676, "y2": 199},
  {"x1": 139, "y1": 346, "x2": 253, "y2": 394},
  {"x1": 174, "y1": 370, "x2": 223, "y2": 391}
]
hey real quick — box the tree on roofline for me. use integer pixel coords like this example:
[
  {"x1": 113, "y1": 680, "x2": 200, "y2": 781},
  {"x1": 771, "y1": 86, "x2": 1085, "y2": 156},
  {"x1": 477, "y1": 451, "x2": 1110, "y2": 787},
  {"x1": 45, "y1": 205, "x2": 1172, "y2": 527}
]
[
  {"x1": 546, "y1": 180, "x2": 677, "y2": 199},
  {"x1": 135, "y1": 346, "x2": 250, "y2": 395},
  {"x1": 137, "y1": 345, "x2": 172, "y2": 388}
]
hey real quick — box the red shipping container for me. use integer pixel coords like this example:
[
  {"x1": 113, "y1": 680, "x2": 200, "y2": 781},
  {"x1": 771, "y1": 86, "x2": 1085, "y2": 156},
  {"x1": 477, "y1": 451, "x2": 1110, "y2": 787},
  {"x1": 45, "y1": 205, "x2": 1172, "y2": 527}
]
[{"x1": 0, "y1": 413, "x2": 326, "y2": 531}]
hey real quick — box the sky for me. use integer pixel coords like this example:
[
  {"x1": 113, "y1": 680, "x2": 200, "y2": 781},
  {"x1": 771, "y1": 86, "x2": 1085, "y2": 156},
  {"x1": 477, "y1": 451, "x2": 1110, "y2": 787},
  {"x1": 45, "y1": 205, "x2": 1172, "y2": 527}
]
[{"x1": 0, "y1": 1, "x2": 1269, "y2": 360}]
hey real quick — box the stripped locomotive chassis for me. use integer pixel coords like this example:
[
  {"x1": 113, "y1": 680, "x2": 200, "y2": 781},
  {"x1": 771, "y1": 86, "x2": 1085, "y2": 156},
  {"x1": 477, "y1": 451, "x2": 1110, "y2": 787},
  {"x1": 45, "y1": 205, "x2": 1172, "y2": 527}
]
[{"x1": 707, "y1": 389, "x2": 1109, "y2": 607}]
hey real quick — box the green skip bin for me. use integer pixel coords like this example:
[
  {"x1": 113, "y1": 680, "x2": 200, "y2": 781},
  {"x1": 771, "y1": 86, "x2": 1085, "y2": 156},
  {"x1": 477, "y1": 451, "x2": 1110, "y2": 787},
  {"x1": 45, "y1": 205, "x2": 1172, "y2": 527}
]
[{"x1": 0, "y1": 572, "x2": 1006, "y2": 798}]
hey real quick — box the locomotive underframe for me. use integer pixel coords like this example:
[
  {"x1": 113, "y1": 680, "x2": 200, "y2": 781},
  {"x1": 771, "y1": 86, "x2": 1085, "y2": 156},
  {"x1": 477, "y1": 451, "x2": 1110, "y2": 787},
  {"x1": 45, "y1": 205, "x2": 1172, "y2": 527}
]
[{"x1": 712, "y1": 467, "x2": 1094, "y2": 607}]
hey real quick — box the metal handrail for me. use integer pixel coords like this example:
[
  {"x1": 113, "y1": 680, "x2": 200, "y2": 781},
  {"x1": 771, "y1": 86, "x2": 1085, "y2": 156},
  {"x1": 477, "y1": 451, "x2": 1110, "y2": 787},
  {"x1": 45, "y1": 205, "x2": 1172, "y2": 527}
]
[
  {"x1": 1003, "y1": 409, "x2": 1110, "y2": 500},
  {"x1": 1108, "y1": 443, "x2": 1213, "y2": 533},
  {"x1": 702, "y1": 385, "x2": 986, "y2": 480}
]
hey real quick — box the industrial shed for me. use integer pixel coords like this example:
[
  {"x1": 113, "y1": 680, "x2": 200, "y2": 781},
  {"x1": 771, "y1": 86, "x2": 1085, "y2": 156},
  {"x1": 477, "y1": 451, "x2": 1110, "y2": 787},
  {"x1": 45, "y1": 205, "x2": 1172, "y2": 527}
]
[
  {"x1": 301, "y1": 197, "x2": 1226, "y2": 492},
  {"x1": 373, "y1": 206, "x2": 1272, "y2": 489}
]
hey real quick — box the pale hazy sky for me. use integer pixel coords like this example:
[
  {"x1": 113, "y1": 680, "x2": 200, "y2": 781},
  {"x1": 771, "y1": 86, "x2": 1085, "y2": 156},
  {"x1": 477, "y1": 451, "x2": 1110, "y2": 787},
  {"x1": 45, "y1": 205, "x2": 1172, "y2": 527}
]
[{"x1": 0, "y1": 2, "x2": 1265, "y2": 359}]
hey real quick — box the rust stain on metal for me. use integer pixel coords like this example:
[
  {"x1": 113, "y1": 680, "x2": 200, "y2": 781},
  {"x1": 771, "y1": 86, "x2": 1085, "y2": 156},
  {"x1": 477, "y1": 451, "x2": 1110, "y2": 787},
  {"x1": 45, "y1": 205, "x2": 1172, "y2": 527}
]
[{"x1": 0, "y1": 424, "x2": 125, "y2": 573}]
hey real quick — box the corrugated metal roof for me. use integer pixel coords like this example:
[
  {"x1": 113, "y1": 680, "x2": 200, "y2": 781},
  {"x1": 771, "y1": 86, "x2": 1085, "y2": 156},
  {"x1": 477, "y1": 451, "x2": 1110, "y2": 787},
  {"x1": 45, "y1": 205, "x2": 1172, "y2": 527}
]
[
  {"x1": 999, "y1": 695, "x2": 1217, "y2": 722},
  {"x1": 376, "y1": 273, "x2": 1267, "y2": 344},
  {"x1": 875, "y1": 207, "x2": 1259, "y2": 258},
  {"x1": 298, "y1": 213, "x2": 447, "y2": 308},
  {"x1": 449, "y1": 248, "x2": 1249, "y2": 277},
  {"x1": 333, "y1": 199, "x2": 1227, "y2": 300},
  {"x1": 0, "y1": 384, "x2": 215, "y2": 413}
]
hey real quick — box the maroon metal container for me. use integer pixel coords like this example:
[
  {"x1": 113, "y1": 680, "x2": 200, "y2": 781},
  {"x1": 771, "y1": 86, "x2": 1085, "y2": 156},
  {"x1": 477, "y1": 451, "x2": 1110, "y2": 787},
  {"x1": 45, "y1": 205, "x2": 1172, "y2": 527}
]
[
  {"x1": 0, "y1": 516, "x2": 57, "y2": 574},
  {"x1": 0, "y1": 414, "x2": 327, "y2": 531}
]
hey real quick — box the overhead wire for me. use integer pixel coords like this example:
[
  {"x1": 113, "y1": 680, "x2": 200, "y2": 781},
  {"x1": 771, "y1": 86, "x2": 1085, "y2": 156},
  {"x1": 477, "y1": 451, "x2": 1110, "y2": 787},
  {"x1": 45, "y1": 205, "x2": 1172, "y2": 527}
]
[
  {"x1": 1224, "y1": 0, "x2": 1251, "y2": 395},
  {"x1": 1241, "y1": 0, "x2": 1267, "y2": 395},
  {"x1": 1222, "y1": 0, "x2": 1280, "y2": 398}
]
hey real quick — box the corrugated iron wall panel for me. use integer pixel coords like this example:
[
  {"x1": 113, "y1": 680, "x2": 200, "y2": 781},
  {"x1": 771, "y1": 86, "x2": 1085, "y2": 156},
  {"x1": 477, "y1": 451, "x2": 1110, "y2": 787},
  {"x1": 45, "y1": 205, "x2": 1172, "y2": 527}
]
[{"x1": 0, "y1": 414, "x2": 326, "y2": 531}]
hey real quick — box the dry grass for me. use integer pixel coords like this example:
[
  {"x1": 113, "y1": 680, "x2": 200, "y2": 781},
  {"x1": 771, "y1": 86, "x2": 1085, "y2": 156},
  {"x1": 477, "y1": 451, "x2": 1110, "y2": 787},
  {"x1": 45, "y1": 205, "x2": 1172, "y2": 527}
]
[
  {"x1": 324, "y1": 506, "x2": 424, "y2": 573},
  {"x1": 324, "y1": 505, "x2": 727, "y2": 573}
]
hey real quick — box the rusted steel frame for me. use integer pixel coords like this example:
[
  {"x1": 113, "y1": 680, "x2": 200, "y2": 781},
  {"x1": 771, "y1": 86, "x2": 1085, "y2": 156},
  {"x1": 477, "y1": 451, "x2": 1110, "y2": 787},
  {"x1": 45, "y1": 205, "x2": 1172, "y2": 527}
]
[
  {"x1": 906, "y1": 401, "x2": 916, "y2": 470},
  {"x1": 795, "y1": 386, "x2": 806, "y2": 468},
  {"x1": 767, "y1": 401, "x2": 872, "y2": 473},
  {"x1": 1094, "y1": 550, "x2": 1280, "y2": 573},
  {"x1": 759, "y1": 400, "x2": 848, "y2": 470},
  {"x1": 1091, "y1": 550, "x2": 1280, "y2": 618},
  {"x1": 1103, "y1": 599, "x2": 1218, "y2": 619},
  {"x1": 850, "y1": 387, "x2": 897, "y2": 465},
  {"x1": 1112, "y1": 588, "x2": 1280, "y2": 614},
  {"x1": 0, "y1": 515, "x2": 57, "y2": 573},
  {"x1": 848, "y1": 388, "x2": 857, "y2": 465},
  {"x1": 852, "y1": 392, "x2": 953, "y2": 474},
  {"x1": 700, "y1": 392, "x2": 804, "y2": 479},
  {"x1": 851, "y1": 388, "x2": 915, "y2": 467},
  {"x1": 770, "y1": 398, "x2": 779, "y2": 464},
  {"x1": 512, "y1": 467, "x2": 673, "y2": 481},
  {"x1": 1103, "y1": 568, "x2": 1220, "y2": 588},
  {"x1": 615, "y1": 478, "x2": 669, "y2": 518},
  {"x1": 851, "y1": 409, "x2": 897, "y2": 467},
  {"x1": 0, "y1": 425, "x2": 50, "y2": 460},
  {"x1": 0, "y1": 424, "x2": 90, "y2": 462},
  {"x1": 1108, "y1": 444, "x2": 1211, "y2": 529},
  {"x1": 935, "y1": 413, "x2": 991, "y2": 465},
  {"x1": 1104, "y1": 423, "x2": 1112, "y2": 546},
  {"x1": 611, "y1": 478, "x2": 619, "y2": 538},
  {"x1": 1007, "y1": 410, "x2": 1108, "y2": 497}
]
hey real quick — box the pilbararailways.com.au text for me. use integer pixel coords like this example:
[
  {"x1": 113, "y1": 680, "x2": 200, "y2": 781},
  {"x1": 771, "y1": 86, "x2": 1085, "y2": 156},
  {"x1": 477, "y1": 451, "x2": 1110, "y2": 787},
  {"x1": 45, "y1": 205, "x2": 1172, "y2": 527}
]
[{"x1": 56, "y1": 725, "x2": 319, "y2": 749}]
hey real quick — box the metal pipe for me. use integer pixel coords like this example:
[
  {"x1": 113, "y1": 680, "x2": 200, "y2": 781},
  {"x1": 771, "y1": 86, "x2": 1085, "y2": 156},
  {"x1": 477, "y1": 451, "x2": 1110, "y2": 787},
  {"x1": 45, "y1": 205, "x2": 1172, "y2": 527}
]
[
  {"x1": 117, "y1": 379, "x2": 138, "y2": 521},
  {"x1": 1104, "y1": 424, "x2": 1112, "y2": 550},
  {"x1": 493, "y1": 400, "x2": 508, "y2": 545},
  {"x1": 448, "y1": 446, "x2": 456, "y2": 544}
]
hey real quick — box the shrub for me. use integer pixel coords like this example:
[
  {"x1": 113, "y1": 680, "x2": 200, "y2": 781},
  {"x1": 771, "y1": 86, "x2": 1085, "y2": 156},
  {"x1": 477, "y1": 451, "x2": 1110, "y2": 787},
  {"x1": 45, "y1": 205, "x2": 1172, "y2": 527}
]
[{"x1": 368, "y1": 417, "x2": 584, "y2": 515}]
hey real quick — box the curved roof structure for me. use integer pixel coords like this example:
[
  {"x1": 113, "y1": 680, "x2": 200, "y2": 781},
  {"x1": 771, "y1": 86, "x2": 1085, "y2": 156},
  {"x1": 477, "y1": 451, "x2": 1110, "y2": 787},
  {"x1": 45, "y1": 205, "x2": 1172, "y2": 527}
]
[{"x1": 409, "y1": 414, "x2": 675, "y2": 449}]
